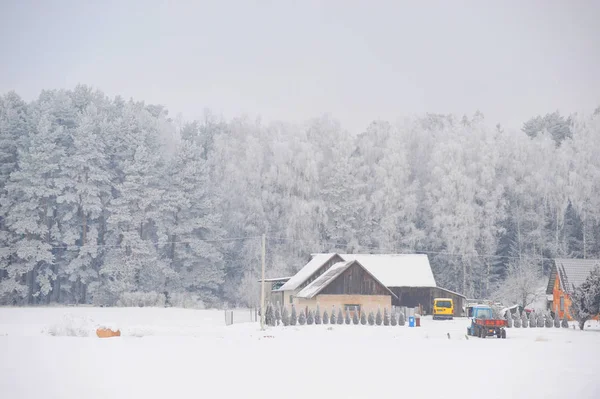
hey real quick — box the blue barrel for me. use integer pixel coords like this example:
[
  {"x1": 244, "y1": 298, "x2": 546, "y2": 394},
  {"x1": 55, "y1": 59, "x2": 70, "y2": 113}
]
[{"x1": 408, "y1": 316, "x2": 415, "y2": 327}]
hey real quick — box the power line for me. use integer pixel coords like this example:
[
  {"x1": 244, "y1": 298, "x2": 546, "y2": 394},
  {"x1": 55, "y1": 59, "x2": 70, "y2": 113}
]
[{"x1": 266, "y1": 235, "x2": 549, "y2": 262}]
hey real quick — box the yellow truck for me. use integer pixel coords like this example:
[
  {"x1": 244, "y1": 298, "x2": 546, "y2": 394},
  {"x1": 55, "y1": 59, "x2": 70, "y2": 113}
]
[{"x1": 433, "y1": 298, "x2": 454, "y2": 320}]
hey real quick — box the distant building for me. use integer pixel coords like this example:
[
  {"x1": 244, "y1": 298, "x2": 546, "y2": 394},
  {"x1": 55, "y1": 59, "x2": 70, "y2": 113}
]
[
  {"x1": 267, "y1": 253, "x2": 466, "y2": 316},
  {"x1": 546, "y1": 258, "x2": 600, "y2": 320}
]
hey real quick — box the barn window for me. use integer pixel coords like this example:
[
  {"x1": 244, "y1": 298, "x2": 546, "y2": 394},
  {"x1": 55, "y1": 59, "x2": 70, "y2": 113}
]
[
  {"x1": 344, "y1": 304, "x2": 360, "y2": 312},
  {"x1": 560, "y1": 296, "x2": 564, "y2": 312}
]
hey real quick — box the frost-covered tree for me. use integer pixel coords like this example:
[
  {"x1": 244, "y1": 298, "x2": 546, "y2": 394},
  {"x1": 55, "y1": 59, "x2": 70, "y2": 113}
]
[
  {"x1": 282, "y1": 307, "x2": 290, "y2": 326},
  {"x1": 360, "y1": 311, "x2": 367, "y2": 325},
  {"x1": 506, "y1": 312, "x2": 513, "y2": 328},
  {"x1": 513, "y1": 314, "x2": 521, "y2": 328},
  {"x1": 521, "y1": 311, "x2": 528, "y2": 328},
  {"x1": 544, "y1": 312, "x2": 553, "y2": 328},
  {"x1": 383, "y1": 308, "x2": 390, "y2": 326},
  {"x1": 337, "y1": 308, "x2": 344, "y2": 325},
  {"x1": 352, "y1": 311, "x2": 359, "y2": 324},
  {"x1": 561, "y1": 314, "x2": 569, "y2": 328},
  {"x1": 315, "y1": 305, "x2": 322, "y2": 325},
  {"x1": 529, "y1": 311, "x2": 536, "y2": 328},
  {"x1": 368, "y1": 311, "x2": 375, "y2": 326},
  {"x1": 569, "y1": 266, "x2": 600, "y2": 330},
  {"x1": 345, "y1": 310, "x2": 351, "y2": 325},
  {"x1": 536, "y1": 312, "x2": 544, "y2": 328},
  {"x1": 323, "y1": 310, "x2": 329, "y2": 325},
  {"x1": 376, "y1": 308, "x2": 383, "y2": 325},
  {"x1": 390, "y1": 312, "x2": 397, "y2": 326},
  {"x1": 330, "y1": 307, "x2": 336, "y2": 324},
  {"x1": 553, "y1": 311, "x2": 560, "y2": 328},
  {"x1": 290, "y1": 305, "x2": 297, "y2": 326},
  {"x1": 398, "y1": 312, "x2": 406, "y2": 326},
  {"x1": 307, "y1": 309, "x2": 314, "y2": 325},
  {"x1": 298, "y1": 310, "x2": 306, "y2": 325}
]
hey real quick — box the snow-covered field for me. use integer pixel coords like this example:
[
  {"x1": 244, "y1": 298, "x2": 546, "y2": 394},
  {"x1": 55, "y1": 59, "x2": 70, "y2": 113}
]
[{"x1": 1, "y1": 307, "x2": 599, "y2": 399}]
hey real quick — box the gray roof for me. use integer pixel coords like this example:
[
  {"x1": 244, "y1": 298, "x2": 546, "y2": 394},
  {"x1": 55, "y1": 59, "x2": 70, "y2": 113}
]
[{"x1": 547, "y1": 258, "x2": 600, "y2": 294}]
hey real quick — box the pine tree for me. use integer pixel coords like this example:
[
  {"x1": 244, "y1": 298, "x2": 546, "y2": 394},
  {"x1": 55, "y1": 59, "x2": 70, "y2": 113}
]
[
  {"x1": 315, "y1": 304, "x2": 322, "y2": 324},
  {"x1": 360, "y1": 311, "x2": 367, "y2": 325},
  {"x1": 330, "y1": 307, "x2": 336, "y2": 324},
  {"x1": 514, "y1": 314, "x2": 521, "y2": 328},
  {"x1": 352, "y1": 311, "x2": 359, "y2": 324},
  {"x1": 290, "y1": 305, "x2": 297, "y2": 326},
  {"x1": 345, "y1": 310, "x2": 351, "y2": 324},
  {"x1": 553, "y1": 311, "x2": 560, "y2": 328},
  {"x1": 545, "y1": 312, "x2": 553, "y2": 328},
  {"x1": 398, "y1": 312, "x2": 406, "y2": 326},
  {"x1": 368, "y1": 311, "x2": 375, "y2": 325},
  {"x1": 275, "y1": 305, "x2": 281, "y2": 326},
  {"x1": 323, "y1": 310, "x2": 329, "y2": 325},
  {"x1": 337, "y1": 308, "x2": 344, "y2": 325},
  {"x1": 390, "y1": 312, "x2": 397, "y2": 326},
  {"x1": 282, "y1": 307, "x2": 290, "y2": 326},
  {"x1": 537, "y1": 312, "x2": 544, "y2": 328},
  {"x1": 529, "y1": 311, "x2": 536, "y2": 328},
  {"x1": 376, "y1": 308, "x2": 383, "y2": 325},
  {"x1": 298, "y1": 310, "x2": 306, "y2": 325},
  {"x1": 521, "y1": 311, "x2": 528, "y2": 328},
  {"x1": 383, "y1": 308, "x2": 390, "y2": 326},
  {"x1": 561, "y1": 314, "x2": 569, "y2": 328},
  {"x1": 307, "y1": 309, "x2": 314, "y2": 325}
]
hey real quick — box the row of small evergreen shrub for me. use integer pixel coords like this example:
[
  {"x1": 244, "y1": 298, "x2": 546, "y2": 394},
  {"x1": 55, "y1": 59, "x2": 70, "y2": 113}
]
[
  {"x1": 505, "y1": 310, "x2": 569, "y2": 328},
  {"x1": 264, "y1": 304, "x2": 408, "y2": 327}
]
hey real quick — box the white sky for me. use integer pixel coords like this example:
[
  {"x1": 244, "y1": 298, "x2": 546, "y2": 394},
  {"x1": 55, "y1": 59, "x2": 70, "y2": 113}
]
[{"x1": 1, "y1": 0, "x2": 599, "y2": 133}]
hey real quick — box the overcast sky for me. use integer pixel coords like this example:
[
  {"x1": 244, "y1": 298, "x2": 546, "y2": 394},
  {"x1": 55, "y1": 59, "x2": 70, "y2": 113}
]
[{"x1": 1, "y1": 0, "x2": 599, "y2": 133}]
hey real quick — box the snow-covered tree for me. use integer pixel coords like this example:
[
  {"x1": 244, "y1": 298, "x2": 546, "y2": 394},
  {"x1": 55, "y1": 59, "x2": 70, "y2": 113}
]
[
  {"x1": 352, "y1": 311, "x2": 359, "y2": 324},
  {"x1": 323, "y1": 310, "x2": 329, "y2": 325},
  {"x1": 569, "y1": 266, "x2": 600, "y2": 330},
  {"x1": 290, "y1": 305, "x2": 297, "y2": 326},
  {"x1": 521, "y1": 311, "x2": 528, "y2": 328},
  {"x1": 398, "y1": 312, "x2": 406, "y2": 326},
  {"x1": 561, "y1": 314, "x2": 569, "y2": 328},
  {"x1": 383, "y1": 308, "x2": 390, "y2": 326},
  {"x1": 337, "y1": 308, "x2": 344, "y2": 325},
  {"x1": 330, "y1": 307, "x2": 336, "y2": 324},
  {"x1": 390, "y1": 312, "x2": 397, "y2": 326},
  {"x1": 529, "y1": 311, "x2": 536, "y2": 328},
  {"x1": 506, "y1": 312, "x2": 513, "y2": 328},
  {"x1": 513, "y1": 314, "x2": 521, "y2": 328},
  {"x1": 376, "y1": 308, "x2": 383, "y2": 325},
  {"x1": 315, "y1": 305, "x2": 322, "y2": 325},
  {"x1": 553, "y1": 311, "x2": 560, "y2": 328},
  {"x1": 360, "y1": 311, "x2": 367, "y2": 325},
  {"x1": 345, "y1": 310, "x2": 351, "y2": 325},
  {"x1": 368, "y1": 311, "x2": 375, "y2": 325},
  {"x1": 307, "y1": 309, "x2": 314, "y2": 325},
  {"x1": 282, "y1": 307, "x2": 290, "y2": 326},
  {"x1": 536, "y1": 312, "x2": 544, "y2": 328},
  {"x1": 298, "y1": 310, "x2": 306, "y2": 325},
  {"x1": 544, "y1": 312, "x2": 553, "y2": 328}
]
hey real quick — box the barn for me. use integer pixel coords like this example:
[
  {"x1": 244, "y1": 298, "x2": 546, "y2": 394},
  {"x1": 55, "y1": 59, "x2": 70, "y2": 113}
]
[
  {"x1": 272, "y1": 253, "x2": 466, "y2": 317},
  {"x1": 546, "y1": 258, "x2": 600, "y2": 320}
]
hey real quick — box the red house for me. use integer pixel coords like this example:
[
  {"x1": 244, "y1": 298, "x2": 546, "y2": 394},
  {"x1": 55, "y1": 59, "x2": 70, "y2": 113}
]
[{"x1": 546, "y1": 258, "x2": 600, "y2": 320}]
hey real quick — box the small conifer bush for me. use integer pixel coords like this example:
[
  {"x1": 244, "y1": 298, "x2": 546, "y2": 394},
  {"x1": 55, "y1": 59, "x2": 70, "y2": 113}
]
[{"x1": 376, "y1": 308, "x2": 383, "y2": 326}]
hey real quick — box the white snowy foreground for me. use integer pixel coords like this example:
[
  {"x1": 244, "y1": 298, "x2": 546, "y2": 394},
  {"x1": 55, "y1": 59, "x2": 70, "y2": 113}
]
[{"x1": 1, "y1": 307, "x2": 599, "y2": 399}]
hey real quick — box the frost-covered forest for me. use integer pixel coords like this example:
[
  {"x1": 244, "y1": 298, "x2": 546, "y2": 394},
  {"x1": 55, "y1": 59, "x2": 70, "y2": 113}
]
[{"x1": 1, "y1": 86, "x2": 599, "y2": 307}]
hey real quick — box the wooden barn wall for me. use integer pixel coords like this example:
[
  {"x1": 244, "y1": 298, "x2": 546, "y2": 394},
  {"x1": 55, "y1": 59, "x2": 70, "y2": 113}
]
[
  {"x1": 320, "y1": 263, "x2": 389, "y2": 296},
  {"x1": 297, "y1": 254, "x2": 345, "y2": 291}
]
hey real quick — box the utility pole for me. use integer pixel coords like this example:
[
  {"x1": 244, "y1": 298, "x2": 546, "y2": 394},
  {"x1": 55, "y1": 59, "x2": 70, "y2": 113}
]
[{"x1": 260, "y1": 233, "x2": 266, "y2": 330}]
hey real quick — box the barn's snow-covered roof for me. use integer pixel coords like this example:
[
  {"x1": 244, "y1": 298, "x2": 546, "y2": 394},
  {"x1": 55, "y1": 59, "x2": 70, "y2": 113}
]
[
  {"x1": 338, "y1": 254, "x2": 436, "y2": 288},
  {"x1": 280, "y1": 253, "x2": 436, "y2": 292},
  {"x1": 277, "y1": 253, "x2": 338, "y2": 291},
  {"x1": 295, "y1": 261, "x2": 354, "y2": 299}
]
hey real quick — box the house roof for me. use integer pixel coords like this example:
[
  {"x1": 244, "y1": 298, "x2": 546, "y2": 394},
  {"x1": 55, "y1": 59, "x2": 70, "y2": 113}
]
[
  {"x1": 257, "y1": 277, "x2": 292, "y2": 283},
  {"x1": 295, "y1": 260, "x2": 398, "y2": 300},
  {"x1": 277, "y1": 253, "x2": 338, "y2": 291},
  {"x1": 337, "y1": 254, "x2": 437, "y2": 288},
  {"x1": 546, "y1": 258, "x2": 600, "y2": 295},
  {"x1": 280, "y1": 253, "x2": 436, "y2": 292}
]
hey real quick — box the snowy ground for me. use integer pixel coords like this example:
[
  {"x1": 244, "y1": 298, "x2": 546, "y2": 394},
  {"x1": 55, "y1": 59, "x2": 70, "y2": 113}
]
[{"x1": 1, "y1": 307, "x2": 600, "y2": 399}]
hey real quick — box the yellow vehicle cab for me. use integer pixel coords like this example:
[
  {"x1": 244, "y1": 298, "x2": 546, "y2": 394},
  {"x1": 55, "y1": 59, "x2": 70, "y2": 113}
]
[{"x1": 433, "y1": 298, "x2": 454, "y2": 320}]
